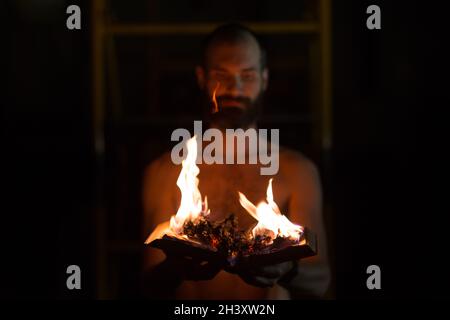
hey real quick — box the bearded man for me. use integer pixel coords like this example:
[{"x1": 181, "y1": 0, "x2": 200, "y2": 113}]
[{"x1": 141, "y1": 23, "x2": 330, "y2": 299}]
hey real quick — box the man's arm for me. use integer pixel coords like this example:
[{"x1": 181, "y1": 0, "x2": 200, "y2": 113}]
[
  {"x1": 140, "y1": 154, "x2": 223, "y2": 298},
  {"x1": 281, "y1": 155, "x2": 331, "y2": 298},
  {"x1": 141, "y1": 155, "x2": 182, "y2": 298}
]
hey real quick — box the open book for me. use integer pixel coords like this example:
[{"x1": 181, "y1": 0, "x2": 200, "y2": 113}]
[{"x1": 145, "y1": 214, "x2": 317, "y2": 270}]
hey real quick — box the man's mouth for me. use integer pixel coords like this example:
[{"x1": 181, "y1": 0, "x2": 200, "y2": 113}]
[
  {"x1": 216, "y1": 95, "x2": 251, "y2": 110},
  {"x1": 220, "y1": 100, "x2": 244, "y2": 108}
]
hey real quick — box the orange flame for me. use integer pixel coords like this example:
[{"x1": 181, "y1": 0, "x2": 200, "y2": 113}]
[
  {"x1": 144, "y1": 136, "x2": 209, "y2": 243},
  {"x1": 169, "y1": 136, "x2": 209, "y2": 234},
  {"x1": 212, "y1": 82, "x2": 220, "y2": 113},
  {"x1": 238, "y1": 179, "x2": 304, "y2": 243}
]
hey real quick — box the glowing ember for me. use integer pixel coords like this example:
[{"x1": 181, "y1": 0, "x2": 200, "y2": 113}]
[
  {"x1": 211, "y1": 82, "x2": 220, "y2": 113},
  {"x1": 169, "y1": 136, "x2": 210, "y2": 234},
  {"x1": 238, "y1": 179, "x2": 304, "y2": 244}
]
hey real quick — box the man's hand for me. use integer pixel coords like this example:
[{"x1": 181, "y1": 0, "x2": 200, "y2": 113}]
[
  {"x1": 173, "y1": 255, "x2": 224, "y2": 281},
  {"x1": 234, "y1": 261, "x2": 297, "y2": 288},
  {"x1": 142, "y1": 255, "x2": 224, "y2": 298}
]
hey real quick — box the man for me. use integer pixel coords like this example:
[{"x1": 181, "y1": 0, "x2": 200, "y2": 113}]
[{"x1": 141, "y1": 23, "x2": 330, "y2": 299}]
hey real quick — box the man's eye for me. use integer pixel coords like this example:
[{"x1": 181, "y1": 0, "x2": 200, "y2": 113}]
[{"x1": 241, "y1": 73, "x2": 256, "y2": 81}]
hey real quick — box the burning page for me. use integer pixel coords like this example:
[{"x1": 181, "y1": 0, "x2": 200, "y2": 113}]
[
  {"x1": 236, "y1": 179, "x2": 316, "y2": 266},
  {"x1": 144, "y1": 135, "x2": 220, "y2": 259}
]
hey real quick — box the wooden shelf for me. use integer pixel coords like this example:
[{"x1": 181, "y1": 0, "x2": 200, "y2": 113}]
[{"x1": 104, "y1": 22, "x2": 319, "y2": 36}]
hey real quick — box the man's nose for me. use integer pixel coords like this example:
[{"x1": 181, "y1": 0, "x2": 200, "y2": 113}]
[{"x1": 225, "y1": 74, "x2": 243, "y2": 95}]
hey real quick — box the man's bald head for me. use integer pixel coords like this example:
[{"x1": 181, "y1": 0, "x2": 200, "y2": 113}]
[{"x1": 200, "y1": 23, "x2": 267, "y2": 71}]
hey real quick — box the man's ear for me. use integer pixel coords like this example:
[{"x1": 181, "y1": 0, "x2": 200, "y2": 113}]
[
  {"x1": 195, "y1": 65, "x2": 206, "y2": 89},
  {"x1": 262, "y1": 67, "x2": 269, "y2": 91}
]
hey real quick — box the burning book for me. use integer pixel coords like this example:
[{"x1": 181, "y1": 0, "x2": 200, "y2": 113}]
[
  {"x1": 148, "y1": 216, "x2": 316, "y2": 269},
  {"x1": 144, "y1": 136, "x2": 317, "y2": 270}
]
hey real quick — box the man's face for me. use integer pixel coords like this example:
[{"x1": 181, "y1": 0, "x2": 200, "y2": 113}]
[{"x1": 196, "y1": 37, "x2": 269, "y2": 129}]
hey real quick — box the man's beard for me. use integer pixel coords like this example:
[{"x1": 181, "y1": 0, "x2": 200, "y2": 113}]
[{"x1": 202, "y1": 91, "x2": 264, "y2": 130}]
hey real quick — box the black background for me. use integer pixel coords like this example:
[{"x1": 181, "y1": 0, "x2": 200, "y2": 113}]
[{"x1": 3, "y1": 0, "x2": 449, "y2": 299}]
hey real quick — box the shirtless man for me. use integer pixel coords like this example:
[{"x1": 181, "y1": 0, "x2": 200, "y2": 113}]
[{"x1": 141, "y1": 23, "x2": 330, "y2": 299}]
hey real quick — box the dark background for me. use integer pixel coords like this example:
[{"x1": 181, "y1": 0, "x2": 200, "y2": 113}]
[{"x1": 3, "y1": 0, "x2": 448, "y2": 299}]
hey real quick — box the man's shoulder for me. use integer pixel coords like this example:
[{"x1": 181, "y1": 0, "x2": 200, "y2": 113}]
[
  {"x1": 279, "y1": 146, "x2": 317, "y2": 171},
  {"x1": 278, "y1": 146, "x2": 321, "y2": 186}
]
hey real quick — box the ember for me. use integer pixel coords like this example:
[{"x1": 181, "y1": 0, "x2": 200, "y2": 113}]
[
  {"x1": 182, "y1": 214, "x2": 245, "y2": 255},
  {"x1": 149, "y1": 213, "x2": 315, "y2": 268}
]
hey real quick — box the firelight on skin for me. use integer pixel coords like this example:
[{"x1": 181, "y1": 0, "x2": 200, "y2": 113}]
[{"x1": 212, "y1": 82, "x2": 220, "y2": 113}]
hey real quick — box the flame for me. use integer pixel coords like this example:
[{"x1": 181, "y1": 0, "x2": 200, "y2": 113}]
[
  {"x1": 169, "y1": 136, "x2": 210, "y2": 234},
  {"x1": 211, "y1": 82, "x2": 220, "y2": 113},
  {"x1": 238, "y1": 178, "x2": 303, "y2": 243},
  {"x1": 144, "y1": 220, "x2": 169, "y2": 244}
]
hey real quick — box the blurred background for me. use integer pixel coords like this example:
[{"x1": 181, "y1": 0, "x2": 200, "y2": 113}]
[{"x1": 3, "y1": 0, "x2": 448, "y2": 299}]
